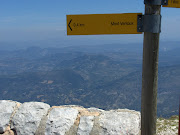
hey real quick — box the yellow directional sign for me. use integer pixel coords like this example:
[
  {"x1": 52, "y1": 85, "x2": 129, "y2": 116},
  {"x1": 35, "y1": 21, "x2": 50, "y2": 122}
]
[
  {"x1": 67, "y1": 13, "x2": 142, "y2": 35},
  {"x1": 163, "y1": 0, "x2": 180, "y2": 8}
]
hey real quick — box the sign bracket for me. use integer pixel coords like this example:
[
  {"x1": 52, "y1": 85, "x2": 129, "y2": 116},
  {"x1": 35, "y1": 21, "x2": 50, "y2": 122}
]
[
  {"x1": 137, "y1": 15, "x2": 161, "y2": 33},
  {"x1": 144, "y1": 0, "x2": 168, "y2": 5}
]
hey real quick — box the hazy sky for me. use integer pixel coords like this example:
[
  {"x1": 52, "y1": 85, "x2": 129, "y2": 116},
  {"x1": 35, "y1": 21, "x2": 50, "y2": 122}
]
[{"x1": 0, "y1": 0, "x2": 180, "y2": 47}]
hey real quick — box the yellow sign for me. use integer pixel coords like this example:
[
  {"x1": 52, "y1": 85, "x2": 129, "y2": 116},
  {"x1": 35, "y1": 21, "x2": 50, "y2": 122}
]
[
  {"x1": 163, "y1": 0, "x2": 180, "y2": 8},
  {"x1": 67, "y1": 13, "x2": 142, "y2": 35}
]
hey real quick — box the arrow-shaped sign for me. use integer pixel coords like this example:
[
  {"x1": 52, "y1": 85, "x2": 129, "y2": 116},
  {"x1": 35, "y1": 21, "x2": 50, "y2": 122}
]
[
  {"x1": 67, "y1": 13, "x2": 142, "y2": 35},
  {"x1": 68, "y1": 19, "x2": 72, "y2": 31}
]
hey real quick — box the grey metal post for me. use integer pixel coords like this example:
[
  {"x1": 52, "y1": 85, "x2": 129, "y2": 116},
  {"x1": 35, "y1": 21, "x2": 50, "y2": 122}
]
[{"x1": 141, "y1": 3, "x2": 161, "y2": 135}]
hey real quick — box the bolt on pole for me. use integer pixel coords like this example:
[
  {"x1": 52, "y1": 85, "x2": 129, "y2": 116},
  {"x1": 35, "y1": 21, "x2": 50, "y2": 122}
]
[{"x1": 141, "y1": 3, "x2": 161, "y2": 135}]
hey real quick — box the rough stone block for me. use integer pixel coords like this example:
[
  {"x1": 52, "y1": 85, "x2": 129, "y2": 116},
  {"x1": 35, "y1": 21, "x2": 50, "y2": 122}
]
[
  {"x1": 11, "y1": 102, "x2": 50, "y2": 135},
  {"x1": 0, "y1": 100, "x2": 19, "y2": 133},
  {"x1": 77, "y1": 116, "x2": 94, "y2": 135},
  {"x1": 45, "y1": 107, "x2": 78, "y2": 135},
  {"x1": 99, "y1": 109, "x2": 141, "y2": 135}
]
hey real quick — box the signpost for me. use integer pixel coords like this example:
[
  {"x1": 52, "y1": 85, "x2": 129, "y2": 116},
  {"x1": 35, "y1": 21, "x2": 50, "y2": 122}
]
[
  {"x1": 66, "y1": 0, "x2": 179, "y2": 134},
  {"x1": 67, "y1": 13, "x2": 142, "y2": 35},
  {"x1": 141, "y1": 4, "x2": 161, "y2": 135}
]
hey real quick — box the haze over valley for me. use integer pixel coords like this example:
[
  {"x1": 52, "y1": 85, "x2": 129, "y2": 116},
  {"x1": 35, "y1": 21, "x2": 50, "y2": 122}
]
[{"x1": 0, "y1": 42, "x2": 179, "y2": 118}]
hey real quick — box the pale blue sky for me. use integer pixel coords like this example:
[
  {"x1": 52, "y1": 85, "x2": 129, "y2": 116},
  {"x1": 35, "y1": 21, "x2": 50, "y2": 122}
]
[{"x1": 0, "y1": 0, "x2": 179, "y2": 47}]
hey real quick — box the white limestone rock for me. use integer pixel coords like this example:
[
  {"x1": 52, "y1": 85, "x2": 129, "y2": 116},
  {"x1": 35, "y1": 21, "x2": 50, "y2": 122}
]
[
  {"x1": 0, "y1": 100, "x2": 19, "y2": 133},
  {"x1": 77, "y1": 116, "x2": 94, "y2": 135},
  {"x1": 87, "y1": 107, "x2": 104, "y2": 113},
  {"x1": 45, "y1": 108, "x2": 78, "y2": 135},
  {"x1": 99, "y1": 109, "x2": 141, "y2": 135},
  {"x1": 11, "y1": 102, "x2": 50, "y2": 135}
]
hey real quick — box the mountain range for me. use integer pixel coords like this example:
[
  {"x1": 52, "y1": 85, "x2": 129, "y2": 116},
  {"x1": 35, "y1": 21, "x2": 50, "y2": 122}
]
[{"x1": 0, "y1": 43, "x2": 179, "y2": 117}]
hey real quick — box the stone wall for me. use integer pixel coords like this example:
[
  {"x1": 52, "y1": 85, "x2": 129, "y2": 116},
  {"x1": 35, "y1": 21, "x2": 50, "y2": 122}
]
[
  {"x1": 1, "y1": 100, "x2": 178, "y2": 135},
  {"x1": 0, "y1": 100, "x2": 141, "y2": 135}
]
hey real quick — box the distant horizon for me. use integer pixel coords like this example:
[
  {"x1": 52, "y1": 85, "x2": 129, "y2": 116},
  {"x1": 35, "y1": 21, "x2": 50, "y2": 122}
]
[{"x1": 0, "y1": 40, "x2": 180, "y2": 51}]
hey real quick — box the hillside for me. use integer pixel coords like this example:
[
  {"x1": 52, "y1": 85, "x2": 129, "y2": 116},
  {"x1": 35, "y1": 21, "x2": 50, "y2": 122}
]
[{"x1": 0, "y1": 44, "x2": 179, "y2": 117}]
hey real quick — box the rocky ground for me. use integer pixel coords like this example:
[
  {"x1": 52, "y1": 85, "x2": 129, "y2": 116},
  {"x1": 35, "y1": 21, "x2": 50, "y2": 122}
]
[{"x1": 157, "y1": 115, "x2": 179, "y2": 135}]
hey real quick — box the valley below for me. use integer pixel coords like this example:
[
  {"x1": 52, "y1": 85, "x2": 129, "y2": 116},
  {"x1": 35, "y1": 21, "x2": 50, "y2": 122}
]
[{"x1": 0, "y1": 42, "x2": 179, "y2": 118}]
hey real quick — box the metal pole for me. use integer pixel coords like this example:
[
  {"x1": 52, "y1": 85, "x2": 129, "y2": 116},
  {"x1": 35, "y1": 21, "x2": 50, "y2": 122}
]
[{"x1": 141, "y1": 3, "x2": 161, "y2": 135}]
